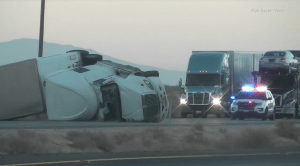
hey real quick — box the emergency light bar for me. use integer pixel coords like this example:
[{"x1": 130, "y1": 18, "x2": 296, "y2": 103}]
[
  {"x1": 241, "y1": 85, "x2": 267, "y2": 92},
  {"x1": 255, "y1": 86, "x2": 267, "y2": 92},
  {"x1": 241, "y1": 85, "x2": 254, "y2": 92}
]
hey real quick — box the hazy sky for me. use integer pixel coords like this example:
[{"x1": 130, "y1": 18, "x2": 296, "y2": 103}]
[{"x1": 1, "y1": 0, "x2": 299, "y2": 71}]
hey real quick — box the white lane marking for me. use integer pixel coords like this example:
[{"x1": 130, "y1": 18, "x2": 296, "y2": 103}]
[{"x1": 1, "y1": 152, "x2": 300, "y2": 166}]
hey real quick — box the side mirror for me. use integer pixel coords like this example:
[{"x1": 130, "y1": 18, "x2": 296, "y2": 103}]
[{"x1": 179, "y1": 78, "x2": 182, "y2": 87}]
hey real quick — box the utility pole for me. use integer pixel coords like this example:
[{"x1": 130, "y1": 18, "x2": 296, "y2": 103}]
[{"x1": 38, "y1": 0, "x2": 45, "y2": 57}]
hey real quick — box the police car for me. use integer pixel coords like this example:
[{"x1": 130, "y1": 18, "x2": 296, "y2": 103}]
[{"x1": 230, "y1": 85, "x2": 275, "y2": 120}]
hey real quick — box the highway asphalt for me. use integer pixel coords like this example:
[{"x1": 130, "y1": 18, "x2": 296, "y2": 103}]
[
  {"x1": 1, "y1": 147, "x2": 300, "y2": 166},
  {"x1": 1, "y1": 118, "x2": 300, "y2": 130}
]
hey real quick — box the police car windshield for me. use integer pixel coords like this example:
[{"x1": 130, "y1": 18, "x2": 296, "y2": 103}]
[{"x1": 236, "y1": 92, "x2": 267, "y2": 100}]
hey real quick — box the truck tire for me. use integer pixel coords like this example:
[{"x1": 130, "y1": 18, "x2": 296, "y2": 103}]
[
  {"x1": 290, "y1": 107, "x2": 297, "y2": 119},
  {"x1": 217, "y1": 109, "x2": 225, "y2": 118},
  {"x1": 295, "y1": 105, "x2": 300, "y2": 119},
  {"x1": 262, "y1": 108, "x2": 268, "y2": 120},
  {"x1": 231, "y1": 115, "x2": 236, "y2": 120},
  {"x1": 201, "y1": 113, "x2": 207, "y2": 118},
  {"x1": 181, "y1": 112, "x2": 187, "y2": 118},
  {"x1": 275, "y1": 113, "x2": 282, "y2": 119},
  {"x1": 180, "y1": 105, "x2": 190, "y2": 118},
  {"x1": 193, "y1": 113, "x2": 200, "y2": 118}
]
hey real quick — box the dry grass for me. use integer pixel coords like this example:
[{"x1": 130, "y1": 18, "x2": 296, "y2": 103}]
[
  {"x1": 0, "y1": 130, "x2": 60, "y2": 155},
  {"x1": 65, "y1": 130, "x2": 115, "y2": 152},
  {"x1": 1, "y1": 119, "x2": 300, "y2": 155}
]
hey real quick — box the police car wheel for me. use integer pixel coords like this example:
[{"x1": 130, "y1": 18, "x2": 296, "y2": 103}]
[
  {"x1": 239, "y1": 116, "x2": 244, "y2": 120},
  {"x1": 269, "y1": 113, "x2": 275, "y2": 120},
  {"x1": 262, "y1": 108, "x2": 268, "y2": 120}
]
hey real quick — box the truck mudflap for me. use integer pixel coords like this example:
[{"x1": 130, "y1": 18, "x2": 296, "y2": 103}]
[{"x1": 0, "y1": 59, "x2": 44, "y2": 120}]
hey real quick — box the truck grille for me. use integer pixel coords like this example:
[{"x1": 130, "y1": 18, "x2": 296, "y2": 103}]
[
  {"x1": 142, "y1": 94, "x2": 159, "y2": 121},
  {"x1": 187, "y1": 93, "x2": 210, "y2": 105}
]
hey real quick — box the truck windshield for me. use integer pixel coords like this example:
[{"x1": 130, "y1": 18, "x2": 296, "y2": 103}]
[
  {"x1": 236, "y1": 92, "x2": 267, "y2": 100},
  {"x1": 186, "y1": 74, "x2": 220, "y2": 86}
]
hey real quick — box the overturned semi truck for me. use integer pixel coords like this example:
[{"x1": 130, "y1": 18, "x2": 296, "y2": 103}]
[{"x1": 0, "y1": 50, "x2": 169, "y2": 121}]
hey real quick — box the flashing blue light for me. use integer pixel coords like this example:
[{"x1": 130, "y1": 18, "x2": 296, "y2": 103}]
[
  {"x1": 233, "y1": 100, "x2": 236, "y2": 102},
  {"x1": 231, "y1": 96, "x2": 235, "y2": 100},
  {"x1": 242, "y1": 85, "x2": 254, "y2": 92}
]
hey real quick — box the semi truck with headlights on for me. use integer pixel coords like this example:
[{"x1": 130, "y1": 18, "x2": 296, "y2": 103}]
[
  {"x1": 252, "y1": 72, "x2": 300, "y2": 119},
  {"x1": 178, "y1": 51, "x2": 263, "y2": 118},
  {"x1": 0, "y1": 50, "x2": 169, "y2": 122}
]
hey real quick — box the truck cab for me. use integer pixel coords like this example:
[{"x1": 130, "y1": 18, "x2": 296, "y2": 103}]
[
  {"x1": 0, "y1": 50, "x2": 169, "y2": 122},
  {"x1": 179, "y1": 52, "x2": 230, "y2": 118},
  {"x1": 258, "y1": 74, "x2": 300, "y2": 119}
]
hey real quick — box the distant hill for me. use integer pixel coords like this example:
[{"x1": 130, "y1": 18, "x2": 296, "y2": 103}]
[{"x1": 0, "y1": 39, "x2": 186, "y2": 85}]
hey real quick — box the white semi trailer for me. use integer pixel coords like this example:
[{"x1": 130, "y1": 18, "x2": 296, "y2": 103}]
[{"x1": 0, "y1": 50, "x2": 169, "y2": 122}]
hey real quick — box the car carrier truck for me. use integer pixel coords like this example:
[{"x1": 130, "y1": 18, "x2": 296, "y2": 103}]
[
  {"x1": 254, "y1": 63, "x2": 300, "y2": 119},
  {"x1": 0, "y1": 50, "x2": 169, "y2": 122},
  {"x1": 179, "y1": 51, "x2": 263, "y2": 118}
]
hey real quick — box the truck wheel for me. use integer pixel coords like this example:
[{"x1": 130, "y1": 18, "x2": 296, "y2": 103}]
[
  {"x1": 262, "y1": 108, "x2": 268, "y2": 120},
  {"x1": 201, "y1": 113, "x2": 207, "y2": 118},
  {"x1": 275, "y1": 113, "x2": 281, "y2": 119},
  {"x1": 181, "y1": 112, "x2": 187, "y2": 118},
  {"x1": 218, "y1": 110, "x2": 225, "y2": 118},
  {"x1": 231, "y1": 115, "x2": 236, "y2": 120},
  {"x1": 225, "y1": 112, "x2": 231, "y2": 118},
  {"x1": 295, "y1": 106, "x2": 300, "y2": 119},
  {"x1": 291, "y1": 108, "x2": 297, "y2": 119},
  {"x1": 193, "y1": 113, "x2": 200, "y2": 118}
]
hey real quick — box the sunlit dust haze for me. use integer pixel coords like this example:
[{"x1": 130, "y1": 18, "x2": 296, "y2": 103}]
[{"x1": 0, "y1": 0, "x2": 299, "y2": 71}]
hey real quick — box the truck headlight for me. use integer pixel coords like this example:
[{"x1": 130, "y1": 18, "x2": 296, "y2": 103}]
[
  {"x1": 180, "y1": 98, "x2": 187, "y2": 104},
  {"x1": 180, "y1": 94, "x2": 187, "y2": 104},
  {"x1": 213, "y1": 98, "x2": 220, "y2": 105}
]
